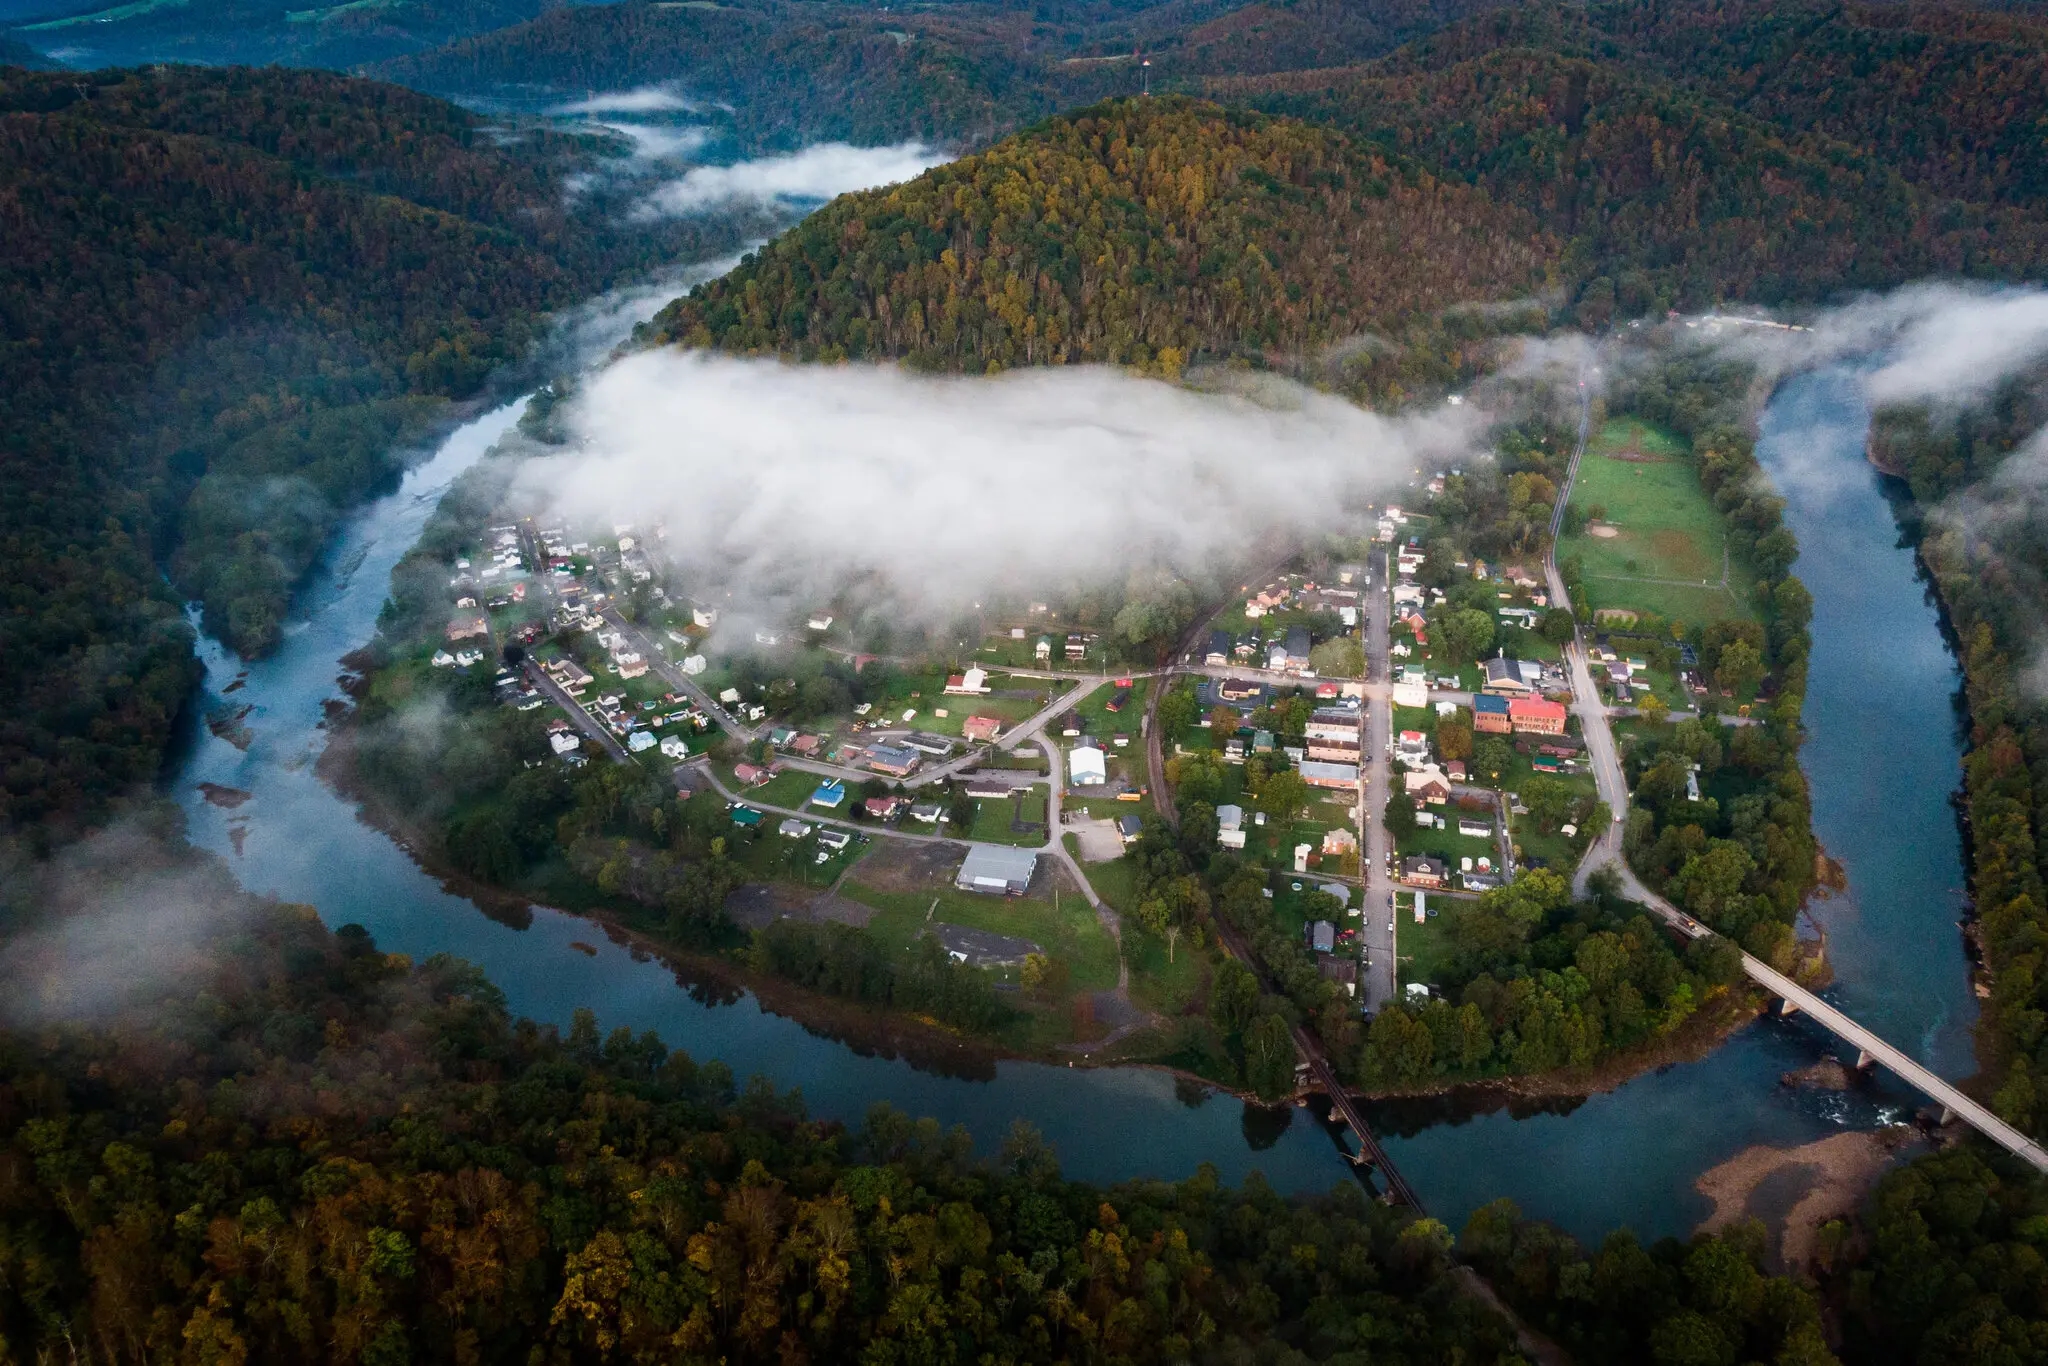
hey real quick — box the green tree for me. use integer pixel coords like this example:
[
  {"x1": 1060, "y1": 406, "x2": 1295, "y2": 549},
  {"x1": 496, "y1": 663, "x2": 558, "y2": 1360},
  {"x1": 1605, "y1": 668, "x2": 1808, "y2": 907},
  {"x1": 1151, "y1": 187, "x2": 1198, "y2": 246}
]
[{"x1": 1439, "y1": 608, "x2": 1497, "y2": 664}]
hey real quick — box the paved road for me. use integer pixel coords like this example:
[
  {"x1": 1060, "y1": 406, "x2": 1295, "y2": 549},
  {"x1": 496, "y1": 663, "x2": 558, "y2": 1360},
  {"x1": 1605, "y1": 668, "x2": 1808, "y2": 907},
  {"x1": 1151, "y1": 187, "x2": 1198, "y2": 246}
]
[
  {"x1": 525, "y1": 662, "x2": 629, "y2": 761},
  {"x1": 1545, "y1": 357, "x2": 2048, "y2": 1173},
  {"x1": 1360, "y1": 545, "x2": 1397, "y2": 1012}
]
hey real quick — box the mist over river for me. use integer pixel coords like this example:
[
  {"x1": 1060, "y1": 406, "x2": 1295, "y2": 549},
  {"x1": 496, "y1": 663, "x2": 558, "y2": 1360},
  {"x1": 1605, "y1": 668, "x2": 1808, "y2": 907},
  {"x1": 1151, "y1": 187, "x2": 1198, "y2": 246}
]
[{"x1": 172, "y1": 341, "x2": 1977, "y2": 1242}]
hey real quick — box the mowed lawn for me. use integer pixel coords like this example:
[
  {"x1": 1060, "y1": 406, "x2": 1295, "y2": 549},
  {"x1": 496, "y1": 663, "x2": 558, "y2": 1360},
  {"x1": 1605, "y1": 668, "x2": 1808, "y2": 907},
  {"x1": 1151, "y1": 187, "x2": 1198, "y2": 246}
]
[{"x1": 1561, "y1": 417, "x2": 1756, "y2": 623}]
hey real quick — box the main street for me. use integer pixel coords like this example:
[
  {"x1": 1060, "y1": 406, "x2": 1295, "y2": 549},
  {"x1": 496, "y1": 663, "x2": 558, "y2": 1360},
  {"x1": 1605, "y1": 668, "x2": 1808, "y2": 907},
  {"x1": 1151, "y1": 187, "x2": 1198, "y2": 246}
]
[{"x1": 1358, "y1": 545, "x2": 1396, "y2": 1012}]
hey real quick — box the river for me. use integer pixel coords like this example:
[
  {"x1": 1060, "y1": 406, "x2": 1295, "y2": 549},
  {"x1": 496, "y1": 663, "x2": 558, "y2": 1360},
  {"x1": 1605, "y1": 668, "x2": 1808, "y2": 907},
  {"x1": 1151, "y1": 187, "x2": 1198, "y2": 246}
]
[{"x1": 172, "y1": 347, "x2": 1976, "y2": 1245}]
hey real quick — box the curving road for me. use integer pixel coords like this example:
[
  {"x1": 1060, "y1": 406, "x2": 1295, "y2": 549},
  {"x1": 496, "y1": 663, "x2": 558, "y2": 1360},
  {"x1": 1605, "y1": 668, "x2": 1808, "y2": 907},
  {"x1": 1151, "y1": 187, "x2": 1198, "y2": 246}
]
[{"x1": 1546, "y1": 357, "x2": 2048, "y2": 1173}]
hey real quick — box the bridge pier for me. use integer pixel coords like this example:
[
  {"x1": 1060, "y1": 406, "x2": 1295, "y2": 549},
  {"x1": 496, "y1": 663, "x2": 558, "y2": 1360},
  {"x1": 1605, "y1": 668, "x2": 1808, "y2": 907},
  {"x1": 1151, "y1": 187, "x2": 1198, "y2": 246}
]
[
  {"x1": 1779, "y1": 996, "x2": 1800, "y2": 1017},
  {"x1": 1855, "y1": 1049, "x2": 1875, "y2": 1071}
]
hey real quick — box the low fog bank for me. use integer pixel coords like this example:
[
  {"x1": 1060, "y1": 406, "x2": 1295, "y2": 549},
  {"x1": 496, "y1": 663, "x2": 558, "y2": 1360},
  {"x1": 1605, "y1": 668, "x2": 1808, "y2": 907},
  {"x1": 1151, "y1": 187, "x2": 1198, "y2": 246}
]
[
  {"x1": 0, "y1": 822, "x2": 263, "y2": 1026},
  {"x1": 515, "y1": 353, "x2": 1482, "y2": 630},
  {"x1": 634, "y1": 141, "x2": 947, "y2": 217}
]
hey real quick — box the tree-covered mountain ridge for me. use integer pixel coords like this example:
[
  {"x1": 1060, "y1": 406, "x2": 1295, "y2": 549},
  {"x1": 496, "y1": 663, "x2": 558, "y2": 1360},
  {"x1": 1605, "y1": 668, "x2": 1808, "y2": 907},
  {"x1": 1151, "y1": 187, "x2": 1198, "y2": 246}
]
[
  {"x1": 644, "y1": 96, "x2": 1559, "y2": 374},
  {"x1": 0, "y1": 64, "x2": 732, "y2": 836}
]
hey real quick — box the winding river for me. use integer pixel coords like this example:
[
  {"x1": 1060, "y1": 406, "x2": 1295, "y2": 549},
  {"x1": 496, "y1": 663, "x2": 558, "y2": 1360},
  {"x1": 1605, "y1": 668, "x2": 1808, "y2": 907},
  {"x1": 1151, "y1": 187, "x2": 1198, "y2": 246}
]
[{"x1": 172, "y1": 346, "x2": 1977, "y2": 1244}]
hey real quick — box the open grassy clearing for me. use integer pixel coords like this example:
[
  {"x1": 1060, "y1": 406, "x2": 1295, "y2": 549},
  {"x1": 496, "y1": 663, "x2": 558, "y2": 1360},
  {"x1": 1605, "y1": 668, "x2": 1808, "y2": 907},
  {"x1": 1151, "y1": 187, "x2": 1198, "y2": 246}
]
[
  {"x1": 844, "y1": 881, "x2": 1120, "y2": 992},
  {"x1": 1561, "y1": 417, "x2": 1757, "y2": 623},
  {"x1": 964, "y1": 785, "x2": 1050, "y2": 847}
]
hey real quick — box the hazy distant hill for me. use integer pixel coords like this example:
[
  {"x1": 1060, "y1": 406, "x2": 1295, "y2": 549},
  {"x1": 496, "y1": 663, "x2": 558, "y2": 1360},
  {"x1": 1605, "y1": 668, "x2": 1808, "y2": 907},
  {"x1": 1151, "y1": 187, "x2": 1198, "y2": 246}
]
[
  {"x1": 0, "y1": 65, "x2": 725, "y2": 833},
  {"x1": 646, "y1": 96, "x2": 1556, "y2": 370}
]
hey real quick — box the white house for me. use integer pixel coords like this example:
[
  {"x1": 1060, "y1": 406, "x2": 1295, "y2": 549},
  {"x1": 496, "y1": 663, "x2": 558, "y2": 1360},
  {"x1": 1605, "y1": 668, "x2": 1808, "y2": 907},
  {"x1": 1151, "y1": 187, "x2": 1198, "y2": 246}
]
[
  {"x1": 681, "y1": 654, "x2": 707, "y2": 675},
  {"x1": 628, "y1": 731, "x2": 656, "y2": 752},
  {"x1": 550, "y1": 731, "x2": 582, "y2": 756},
  {"x1": 1067, "y1": 745, "x2": 1108, "y2": 786},
  {"x1": 659, "y1": 735, "x2": 688, "y2": 759},
  {"x1": 1216, "y1": 803, "x2": 1246, "y2": 850}
]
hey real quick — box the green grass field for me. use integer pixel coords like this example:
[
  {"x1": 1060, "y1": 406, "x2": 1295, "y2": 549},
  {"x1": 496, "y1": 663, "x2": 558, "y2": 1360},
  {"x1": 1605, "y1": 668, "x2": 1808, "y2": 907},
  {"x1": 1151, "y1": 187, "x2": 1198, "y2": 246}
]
[
  {"x1": 965, "y1": 785, "x2": 1050, "y2": 846},
  {"x1": 1396, "y1": 898, "x2": 1454, "y2": 989},
  {"x1": 845, "y1": 881, "x2": 1119, "y2": 992},
  {"x1": 1561, "y1": 418, "x2": 1757, "y2": 624}
]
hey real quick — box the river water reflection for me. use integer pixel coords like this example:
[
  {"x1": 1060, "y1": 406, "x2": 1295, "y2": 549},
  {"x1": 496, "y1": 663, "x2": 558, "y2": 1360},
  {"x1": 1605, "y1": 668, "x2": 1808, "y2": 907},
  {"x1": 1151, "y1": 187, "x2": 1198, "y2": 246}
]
[{"x1": 172, "y1": 361, "x2": 1975, "y2": 1245}]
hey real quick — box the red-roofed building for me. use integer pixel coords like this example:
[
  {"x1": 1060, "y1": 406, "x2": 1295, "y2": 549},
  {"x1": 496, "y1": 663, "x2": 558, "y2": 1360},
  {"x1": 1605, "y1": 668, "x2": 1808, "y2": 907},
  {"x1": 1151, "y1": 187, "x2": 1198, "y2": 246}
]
[
  {"x1": 734, "y1": 762, "x2": 775, "y2": 786},
  {"x1": 962, "y1": 715, "x2": 1003, "y2": 743},
  {"x1": 1509, "y1": 696, "x2": 1568, "y2": 735}
]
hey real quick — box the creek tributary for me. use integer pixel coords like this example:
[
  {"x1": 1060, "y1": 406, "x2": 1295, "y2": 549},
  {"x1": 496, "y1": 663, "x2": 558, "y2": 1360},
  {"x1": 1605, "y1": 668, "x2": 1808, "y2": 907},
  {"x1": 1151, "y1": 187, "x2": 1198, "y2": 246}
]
[{"x1": 171, "y1": 359, "x2": 1976, "y2": 1244}]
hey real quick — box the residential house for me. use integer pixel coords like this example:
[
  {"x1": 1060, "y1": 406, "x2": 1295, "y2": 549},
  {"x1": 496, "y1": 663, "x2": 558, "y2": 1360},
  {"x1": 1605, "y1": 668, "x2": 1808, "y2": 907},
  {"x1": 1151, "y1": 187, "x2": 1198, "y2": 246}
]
[
  {"x1": 446, "y1": 613, "x2": 489, "y2": 642},
  {"x1": 628, "y1": 731, "x2": 657, "y2": 753},
  {"x1": 1404, "y1": 767, "x2": 1451, "y2": 804},
  {"x1": 1396, "y1": 730, "x2": 1431, "y2": 764},
  {"x1": 809, "y1": 782, "x2": 846, "y2": 809},
  {"x1": 962, "y1": 715, "x2": 1003, "y2": 744},
  {"x1": 1064, "y1": 634, "x2": 1089, "y2": 661},
  {"x1": 1401, "y1": 855, "x2": 1449, "y2": 888},
  {"x1": 818, "y1": 829, "x2": 851, "y2": 851},
  {"x1": 1034, "y1": 636, "x2": 1053, "y2": 662},
  {"x1": 733, "y1": 762, "x2": 775, "y2": 786},
  {"x1": 1118, "y1": 814, "x2": 1143, "y2": 845},
  {"x1": 1472, "y1": 693, "x2": 1512, "y2": 734},
  {"x1": 864, "y1": 796, "x2": 905, "y2": 820},
  {"x1": 806, "y1": 613, "x2": 835, "y2": 632},
  {"x1": 903, "y1": 734, "x2": 954, "y2": 757},
  {"x1": 549, "y1": 731, "x2": 582, "y2": 756},
  {"x1": 778, "y1": 818, "x2": 812, "y2": 838},
  {"x1": 1322, "y1": 828, "x2": 1358, "y2": 856},
  {"x1": 1216, "y1": 804, "x2": 1246, "y2": 850},
  {"x1": 614, "y1": 651, "x2": 649, "y2": 680},
  {"x1": 1307, "y1": 921, "x2": 1337, "y2": 954},
  {"x1": 1509, "y1": 697, "x2": 1568, "y2": 735},
  {"x1": 659, "y1": 735, "x2": 688, "y2": 759},
  {"x1": 729, "y1": 806, "x2": 763, "y2": 828},
  {"x1": 1459, "y1": 818, "x2": 1493, "y2": 838},
  {"x1": 1058, "y1": 712, "x2": 1083, "y2": 737},
  {"x1": 789, "y1": 734, "x2": 823, "y2": 757},
  {"x1": 1105, "y1": 688, "x2": 1131, "y2": 713},
  {"x1": 1283, "y1": 627, "x2": 1311, "y2": 672},
  {"x1": 681, "y1": 654, "x2": 708, "y2": 675},
  {"x1": 909, "y1": 802, "x2": 946, "y2": 824},
  {"x1": 1205, "y1": 630, "x2": 1232, "y2": 667},
  {"x1": 693, "y1": 607, "x2": 719, "y2": 628},
  {"x1": 865, "y1": 744, "x2": 922, "y2": 778}
]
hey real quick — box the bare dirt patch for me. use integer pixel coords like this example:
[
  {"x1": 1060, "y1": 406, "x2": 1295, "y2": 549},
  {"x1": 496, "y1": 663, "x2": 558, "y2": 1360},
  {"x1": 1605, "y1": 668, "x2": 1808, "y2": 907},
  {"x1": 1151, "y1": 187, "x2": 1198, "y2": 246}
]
[
  {"x1": 723, "y1": 882, "x2": 878, "y2": 930},
  {"x1": 1696, "y1": 1128, "x2": 1925, "y2": 1272},
  {"x1": 851, "y1": 839, "x2": 969, "y2": 893},
  {"x1": 1072, "y1": 817, "x2": 1127, "y2": 862},
  {"x1": 1587, "y1": 523, "x2": 1622, "y2": 539},
  {"x1": 1609, "y1": 447, "x2": 1674, "y2": 464},
  {"x1": 1649, "y1": 528, "x2": 1712, "y2": 576}
]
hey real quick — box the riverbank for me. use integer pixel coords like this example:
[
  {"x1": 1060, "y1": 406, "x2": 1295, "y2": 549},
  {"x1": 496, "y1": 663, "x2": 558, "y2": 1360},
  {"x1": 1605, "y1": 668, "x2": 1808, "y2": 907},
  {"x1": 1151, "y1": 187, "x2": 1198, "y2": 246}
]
[{"x1": 1695, "y1": 1127, "x2": 1929, "y2": 1273}]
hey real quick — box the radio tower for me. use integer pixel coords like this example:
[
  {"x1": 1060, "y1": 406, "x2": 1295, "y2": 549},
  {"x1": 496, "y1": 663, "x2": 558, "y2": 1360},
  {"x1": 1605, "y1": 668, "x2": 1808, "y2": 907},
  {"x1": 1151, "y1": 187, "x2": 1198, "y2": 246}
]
[{"x1": 1137, "y1": 45, "x2": 1151, "y2": 97}]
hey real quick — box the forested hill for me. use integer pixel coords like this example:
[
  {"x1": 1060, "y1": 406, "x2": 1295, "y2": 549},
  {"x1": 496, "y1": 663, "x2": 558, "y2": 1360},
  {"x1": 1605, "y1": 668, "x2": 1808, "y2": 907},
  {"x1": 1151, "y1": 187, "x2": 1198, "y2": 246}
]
[
  {"x1": 0, "y1": 64, "x2": 723, "y2": 837},
  {"x1": 644, "y1": 97, "x2": 1556, "y2": 372},
  {"x1": 1196, "y1": 1, "x2": 2048, "y2": 309}
]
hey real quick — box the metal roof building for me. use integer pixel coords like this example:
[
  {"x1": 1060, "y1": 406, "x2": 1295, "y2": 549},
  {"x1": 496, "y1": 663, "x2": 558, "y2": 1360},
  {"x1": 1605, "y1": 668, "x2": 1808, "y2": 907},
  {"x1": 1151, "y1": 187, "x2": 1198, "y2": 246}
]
[{"x1": 955, "y1": 844, "x2": 1040, "y2": 895}]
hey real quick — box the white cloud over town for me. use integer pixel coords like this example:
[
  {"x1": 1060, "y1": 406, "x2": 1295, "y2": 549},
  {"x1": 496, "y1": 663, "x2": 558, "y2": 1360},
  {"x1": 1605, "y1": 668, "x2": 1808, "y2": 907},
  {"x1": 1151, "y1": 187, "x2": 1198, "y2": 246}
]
[{"x1": 514, "y1": 353, "x2": 1478, "y2": 622}]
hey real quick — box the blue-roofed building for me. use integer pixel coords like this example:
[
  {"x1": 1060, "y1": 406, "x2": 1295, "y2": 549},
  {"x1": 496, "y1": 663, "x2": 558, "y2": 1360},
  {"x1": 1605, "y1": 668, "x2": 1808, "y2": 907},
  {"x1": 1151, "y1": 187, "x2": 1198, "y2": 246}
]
[
  {"x1": 1473, "y1": 692, "x2": 1512, "y2": 733},
  {"x1": 810, "y1": 781, "x2": 846, "y2": 809}
]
